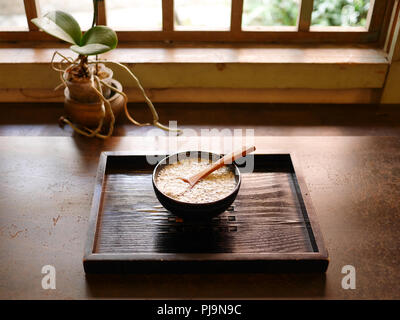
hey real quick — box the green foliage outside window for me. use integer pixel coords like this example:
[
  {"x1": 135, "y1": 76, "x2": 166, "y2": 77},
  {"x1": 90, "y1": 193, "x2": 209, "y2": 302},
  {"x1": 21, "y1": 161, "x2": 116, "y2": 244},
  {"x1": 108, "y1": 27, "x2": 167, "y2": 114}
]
[
  {"x1": 243, "y1": 0, "x2": 370, "y2": 27},
  {"x1": 312, "y1": 0, "x2": 370, "y2": 27}
]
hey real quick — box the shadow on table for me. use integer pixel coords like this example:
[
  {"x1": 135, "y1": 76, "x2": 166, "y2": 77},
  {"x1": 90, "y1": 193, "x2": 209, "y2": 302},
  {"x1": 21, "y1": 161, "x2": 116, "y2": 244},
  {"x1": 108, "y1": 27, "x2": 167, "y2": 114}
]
[{"x1": 85, "y1": 272, "x2": 326, "y2": 299}]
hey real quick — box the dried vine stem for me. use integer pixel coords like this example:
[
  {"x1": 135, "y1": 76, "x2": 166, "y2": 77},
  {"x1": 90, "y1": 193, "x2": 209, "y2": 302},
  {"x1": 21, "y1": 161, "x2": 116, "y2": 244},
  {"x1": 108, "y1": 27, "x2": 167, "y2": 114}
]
[
  {"x1": 51, "y1": 51, "x2": 182, "y2": 138},
  {"x1": 96, "y1": 59, "x2": 182, "y2": 134},
  {"x1": 92, "y1": 75, "x2": 115, "y2": 139},
  {"x1": 99, "y1": 79, "x2": 150, "y2": 127}
]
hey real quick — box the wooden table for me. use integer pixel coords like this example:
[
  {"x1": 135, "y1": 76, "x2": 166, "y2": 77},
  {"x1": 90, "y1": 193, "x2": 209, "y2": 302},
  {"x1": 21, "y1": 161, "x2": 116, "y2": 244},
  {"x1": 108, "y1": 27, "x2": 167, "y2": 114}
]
[{"x1": 0, "y1": 136, "x2": 399, "y2": 299}]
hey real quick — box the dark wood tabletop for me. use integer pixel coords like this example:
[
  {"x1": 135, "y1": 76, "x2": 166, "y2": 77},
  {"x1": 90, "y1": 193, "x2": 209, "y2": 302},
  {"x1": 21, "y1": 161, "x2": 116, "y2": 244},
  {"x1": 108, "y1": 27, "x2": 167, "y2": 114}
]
[{"x1": 0, "y1": 136, "x2": 399, "y2": 299}]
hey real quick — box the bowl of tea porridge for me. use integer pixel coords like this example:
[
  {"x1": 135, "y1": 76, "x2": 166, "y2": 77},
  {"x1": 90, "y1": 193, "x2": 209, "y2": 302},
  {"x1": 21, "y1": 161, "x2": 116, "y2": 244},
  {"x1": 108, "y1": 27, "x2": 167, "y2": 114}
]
[{"x1": 152, "y1": 151, "x2": 241, "y2": 218}]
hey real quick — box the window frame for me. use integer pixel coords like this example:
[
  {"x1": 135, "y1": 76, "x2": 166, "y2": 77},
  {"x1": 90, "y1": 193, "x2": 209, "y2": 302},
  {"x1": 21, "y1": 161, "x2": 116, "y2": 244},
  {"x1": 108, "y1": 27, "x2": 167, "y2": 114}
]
[
  {"x1": 1, "y1": 0, "x2": 400, "y2": 105},
  {"x1": 0, "y1": 0, "x2": 395, "y2": 45}
]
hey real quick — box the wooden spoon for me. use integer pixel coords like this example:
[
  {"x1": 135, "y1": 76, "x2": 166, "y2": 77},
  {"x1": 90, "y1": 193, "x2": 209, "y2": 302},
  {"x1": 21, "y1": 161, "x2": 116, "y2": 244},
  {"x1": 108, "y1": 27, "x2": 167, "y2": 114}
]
[{"x1": 178, "y1": 145, "x2": 256, "y2": 188}]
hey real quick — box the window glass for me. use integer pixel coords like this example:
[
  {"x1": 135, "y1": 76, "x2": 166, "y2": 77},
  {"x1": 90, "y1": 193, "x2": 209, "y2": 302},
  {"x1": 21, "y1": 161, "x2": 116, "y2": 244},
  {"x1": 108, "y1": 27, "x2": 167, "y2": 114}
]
[
  {"x1": 39, "y1": 0, "x2": 94, "y2": 30},
  {"x1": 0, "y1": 0, "x2": 28, "y2": 30},
  {"x1": 106, "y1": 0, "x2": 162, "y2": 31},
  {"x1": 175, "y1": 0, "x2": 232, "y2": 31},
  {"x1": 242, "y1": 0, "x2": 300, "y2": 29},
  {"x1": 312, "y1": 0, "x2": 371, "y2": 27}
]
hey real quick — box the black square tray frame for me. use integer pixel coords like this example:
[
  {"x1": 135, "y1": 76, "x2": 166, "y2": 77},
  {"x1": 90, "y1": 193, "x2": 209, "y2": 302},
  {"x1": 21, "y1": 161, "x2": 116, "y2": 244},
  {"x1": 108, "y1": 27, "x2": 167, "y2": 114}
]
[{"x1": 84, "y1": 151, "x2": 329, "y2": 273}]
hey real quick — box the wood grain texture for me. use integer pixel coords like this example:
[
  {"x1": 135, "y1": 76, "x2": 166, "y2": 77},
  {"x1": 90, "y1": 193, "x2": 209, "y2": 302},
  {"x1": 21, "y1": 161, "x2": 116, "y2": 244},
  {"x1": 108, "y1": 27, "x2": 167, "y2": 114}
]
[
  {"x1": 298, "y1": 0, "x2": 313, "y2": 32},
  {"x1": 85, "y1": 153, "x2": 327, "y2": 273},
  {"x1": 366, "y1": 0, "x2": 377, "y2": 31},
  {"x1": 387, "y1": 0, "x2": 400, "y2": 61},
  {"x1": 2, "y1": 102, "x2": 400, "y2": 137},
  {"x1": 231, "y1": 0, "x2": 244, "y2": 33},
  {"x1": 381, "y1": 0, "x2": 400, "y2": 103},
  {"x1": 0, "y1": 46, "x2": 388, "y2": 101},
  {"x1": 23, "y1": 0, "x2": 40, "y2": 31},
  {"x1": 0, "y1": 46, "x2": 388, "y2": 64},
  {"x1": 95, "y1": 167, "x2": 314, "y2": 255},
  {"x1": 162, "y1": 0, "x2": 174, "y2": 32},
  {"x1": 0, "y1": 136, "x2": 400, "y2": 298},
  {"x1": 0, "y1": 88, "x2": 382, "y2": 104},
  {"x1": 384, "y1": 0, "x2": 400, "y2": 53},
  {"x1": 0, "y1": 29, "x2": 383, "y2": 44},
  {"x1": 367, "y1": 0, "x2": 394, "y2": 36},
  {"x1": 381, "y1": 61, "x2": 400, "y2": 103},
  {"x1": 1, "y1": 1, "x2": 393, "y2": 44},
  {"x1": 97, "y1": 0, "x2": 107, "y2": 26},
  {"x1": 0, "y1": 60, "x2": 388, "y2": 92}
]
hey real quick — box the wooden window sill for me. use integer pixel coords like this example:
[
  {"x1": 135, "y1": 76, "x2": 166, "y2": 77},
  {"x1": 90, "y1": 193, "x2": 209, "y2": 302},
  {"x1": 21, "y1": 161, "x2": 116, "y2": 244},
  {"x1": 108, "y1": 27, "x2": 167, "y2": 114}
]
[{"x1": 0, "y1": 45, "x2": 389, "y2": 104}]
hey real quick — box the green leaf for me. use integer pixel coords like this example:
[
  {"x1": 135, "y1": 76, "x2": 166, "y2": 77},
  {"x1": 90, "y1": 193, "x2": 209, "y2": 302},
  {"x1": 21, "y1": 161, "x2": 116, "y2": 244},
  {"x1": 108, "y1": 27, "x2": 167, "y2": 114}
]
[
  {"x1": 84, "y1": 26, "x2": 117, "y2": 50},
  {"x1": 31, "y1": 11, "x2": 82, "y2": 45},
  {"x1": 70, "y1": 26, "x2": 117, "y2": 56},
  {"x1": 70, "y1": 43, "x2": 112, "y2": 56}
]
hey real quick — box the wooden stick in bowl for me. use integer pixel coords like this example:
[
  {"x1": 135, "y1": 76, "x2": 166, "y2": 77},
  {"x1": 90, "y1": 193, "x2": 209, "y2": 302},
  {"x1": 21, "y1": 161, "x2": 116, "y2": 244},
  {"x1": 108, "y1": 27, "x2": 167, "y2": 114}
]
[{"x1": 178, "y1": 146, "x2": 256, "y2": 188}]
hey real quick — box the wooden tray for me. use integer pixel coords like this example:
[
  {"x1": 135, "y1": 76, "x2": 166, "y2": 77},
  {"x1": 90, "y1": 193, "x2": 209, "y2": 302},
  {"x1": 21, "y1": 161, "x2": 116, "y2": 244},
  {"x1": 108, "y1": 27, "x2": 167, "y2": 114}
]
[{"x1": 84, "y1": 152, "x2": 329, "y2": 273}]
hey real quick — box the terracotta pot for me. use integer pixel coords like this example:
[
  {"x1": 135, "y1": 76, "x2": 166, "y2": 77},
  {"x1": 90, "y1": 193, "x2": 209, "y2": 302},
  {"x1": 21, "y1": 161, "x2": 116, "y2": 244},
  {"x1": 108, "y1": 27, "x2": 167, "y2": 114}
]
[
  {"x1": 63, "y1": 64, "x2": 114, "y2": 103},
  {"x1": 64, "y1": 79, "x2": 125, "y2": 128}
]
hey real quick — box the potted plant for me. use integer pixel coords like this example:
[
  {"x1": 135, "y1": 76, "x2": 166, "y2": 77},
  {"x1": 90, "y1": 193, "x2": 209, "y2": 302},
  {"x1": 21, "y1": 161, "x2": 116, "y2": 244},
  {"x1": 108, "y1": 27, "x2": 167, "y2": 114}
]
[{"x1": 32, "y1": 1, "x2": 180, "y2": 138}]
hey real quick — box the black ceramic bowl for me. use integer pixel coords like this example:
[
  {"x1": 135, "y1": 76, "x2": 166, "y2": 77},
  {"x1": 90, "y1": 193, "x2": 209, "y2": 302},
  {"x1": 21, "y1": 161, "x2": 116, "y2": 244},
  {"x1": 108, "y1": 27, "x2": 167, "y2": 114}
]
[{"x1": 152, "y1": 151, "x2": 241, "y2": 219}]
